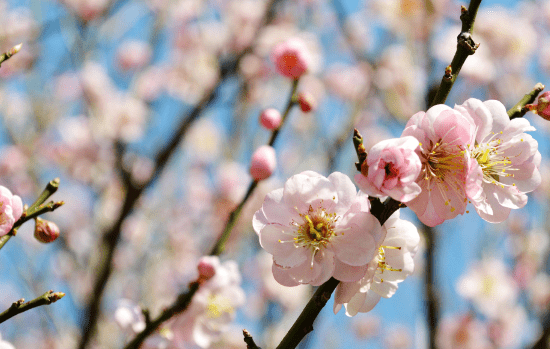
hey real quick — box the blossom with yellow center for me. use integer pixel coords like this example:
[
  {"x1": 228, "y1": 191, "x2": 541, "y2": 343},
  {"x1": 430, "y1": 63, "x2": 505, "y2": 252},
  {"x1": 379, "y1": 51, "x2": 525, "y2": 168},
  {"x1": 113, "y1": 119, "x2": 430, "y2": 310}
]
[
  {"x1": 455, "y1": 98, "x2": 541, "y2": 223},
  {"x1": 253, "y1": 171, "x2": 384, "y2": 287}
]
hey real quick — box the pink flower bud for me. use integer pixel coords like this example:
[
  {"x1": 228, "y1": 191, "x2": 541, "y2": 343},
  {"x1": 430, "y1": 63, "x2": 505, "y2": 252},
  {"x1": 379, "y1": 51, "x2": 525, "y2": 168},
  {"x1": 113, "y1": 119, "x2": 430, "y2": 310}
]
[
  {"x1": 34, "y1": 217, "x2": 60, "y2": 243},
  {"x1": 271, "y1": 38, "x2": 310, "y2": 79},
  {"x1": 298, "y1": 92, "x2": 316, "y2": 112},
  {"x1": 259, "y1": 108, "x2": 282, "y2": 130},
  {"x1": 197, "y1": 256, "x2": 218, "y2": 281},
  {"x1": 535, "y1": 91, "x2": 550, "y2": 120},
  {"x1": 250, "y1": 145, "x2": 277, "y2": 181}
]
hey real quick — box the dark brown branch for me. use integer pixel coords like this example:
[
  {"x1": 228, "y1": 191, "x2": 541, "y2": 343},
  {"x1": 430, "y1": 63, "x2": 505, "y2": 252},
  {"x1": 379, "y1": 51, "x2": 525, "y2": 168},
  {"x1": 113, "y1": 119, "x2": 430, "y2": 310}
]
[
  {"x1": 430, "y1": 0, "x2": 483, "y2": 106},
  {"x1": 243, "y1": 329, "x2": 261, "y2": 349}
]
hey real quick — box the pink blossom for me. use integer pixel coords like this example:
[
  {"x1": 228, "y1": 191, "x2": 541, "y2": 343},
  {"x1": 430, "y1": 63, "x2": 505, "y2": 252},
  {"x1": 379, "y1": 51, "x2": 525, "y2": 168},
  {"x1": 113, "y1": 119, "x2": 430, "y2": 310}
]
[
  {"x1": 116, "y1": 40, "x2": 152, "y2": 71},
  {"x1": 436, "y1": 314, "x2": 491, "y2": 349},
  {"x1": 456, "y1": 258, "x2": 518, "y2": 319},
  {"x1": 114, "y1": 299, "x2": 146, "y2": 334},
  {"x1": 0, "y1": 186, "x2": 22, "y2": 237},
  {"x1": 249, "y1": 145, "x2": 277, "y2": 181},
  {"x1": 401, "y1": 104, "x2": 476, "y2": 226},
  {"x1": 270, "y1": 38, "x2": 310, "y2": 79},
  {"x1": 259, "y1": 108, "x2": 282, "y2": 130},
  {"x1": 333, "y1": 211, "x2": 419, "y2": 316},
  {"x1": 171, "y1": 258, "x2": 245, "y2": 348},
  {"x1": 355, "y1": 136, "x2": 421, "y2": 202},
  {"x1": 253, "y1": 171, "x2": 384, "y2": 286},
  {"x1": 455, "y1": 99, "x2": 541, "y2": 222},
  {"x1": 532, "y1": 91, "x2": 550, "y2": 121}
]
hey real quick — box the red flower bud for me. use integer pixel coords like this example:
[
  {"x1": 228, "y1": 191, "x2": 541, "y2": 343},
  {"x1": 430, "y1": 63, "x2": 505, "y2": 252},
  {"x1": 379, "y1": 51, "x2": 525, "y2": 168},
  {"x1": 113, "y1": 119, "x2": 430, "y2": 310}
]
[{"x1": 34, "y1": 217, "x2": 60, "y2": 243}]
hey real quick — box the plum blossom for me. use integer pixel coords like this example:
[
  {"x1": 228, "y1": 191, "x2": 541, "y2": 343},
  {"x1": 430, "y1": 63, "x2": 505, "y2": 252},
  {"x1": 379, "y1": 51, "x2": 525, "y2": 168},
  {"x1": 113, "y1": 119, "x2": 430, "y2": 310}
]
[
  {"x1": 455, "y1": 99, "x2": 541, "y2": 223},
  {"x1": 171, "y1": 257, "x2": 245, "y2": 348},
  {"x1": 401, "y1": 104, "x2": 476, "y2": 226},
  {"x1": 436, "y1": 314, "x2": 491, "y2": 349},
  {"x1": 457, "y1": 258, "x2": 518, "y2": 319},
  {"x1": 0, "y1": 186, "x2": 23, "y2": 237},
  {"x1": 253, "y1": 171, "x2": 384, "y2": 286},
  {"x1": 355, "y1": 136, "x2": 421, "y2": 202},
  {"x1": 333, "y1": 211, "x2": 419, "y2": 316},
  {"x1": 114, "y1": 299, "x2": 146, "y2": 334}
]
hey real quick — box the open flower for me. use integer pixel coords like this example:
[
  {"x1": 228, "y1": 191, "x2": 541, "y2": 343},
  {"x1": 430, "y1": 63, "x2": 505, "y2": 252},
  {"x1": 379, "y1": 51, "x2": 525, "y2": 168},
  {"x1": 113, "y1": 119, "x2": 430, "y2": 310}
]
[
  {"x1": 253, "y1": 171, "x2": 384, "y2": 286},
  {"x1": 0, "y1": 186, "x2": 23, "y2": 236},
  {"x1": 355, "y1": 136, "x2": 421, "y2": 202},
  {"x1": 401, "y1": 105, "x2": 476, "y2": 226},
  {"x1": 171, "y1": 258, "x2": 245, "y2": 348},
  {"x1": 333, "y1": 211, "x2": 419, "y2": 316},
  {"x1": 455, "y1": 98, "x2": 541, "y2": 222}
]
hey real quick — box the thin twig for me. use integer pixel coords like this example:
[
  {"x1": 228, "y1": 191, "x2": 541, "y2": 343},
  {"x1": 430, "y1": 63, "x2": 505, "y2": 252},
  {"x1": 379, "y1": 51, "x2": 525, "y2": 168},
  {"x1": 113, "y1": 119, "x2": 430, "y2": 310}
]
[
  {"x1": 507, "y1": 83, "x2": 545, "y2": 119},
  {"x1": 0, "y1": 178, "x2": 62, "y2": 251},
  {"x1": 243, "y1": 329, "x2": 261, "y2": 349},
  {"x1": 430, "y1": 1, "x2": 482, "y2": 106},
  {"x1": 0, "y1": 290, "x2": 65, "y2": 324}
]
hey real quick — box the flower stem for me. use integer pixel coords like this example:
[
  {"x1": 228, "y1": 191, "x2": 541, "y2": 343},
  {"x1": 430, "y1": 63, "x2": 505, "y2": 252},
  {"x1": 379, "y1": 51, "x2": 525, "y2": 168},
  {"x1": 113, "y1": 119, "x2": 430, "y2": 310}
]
[
  {"x1": 0, "y1": 178, "x2": 62, "y2": 251},
  {"x1": 0, "y1": 290, "x2": 65, "y2": 324},
  {"x1": 507, "y1": 83, "x2": 545, "y2": 119}
]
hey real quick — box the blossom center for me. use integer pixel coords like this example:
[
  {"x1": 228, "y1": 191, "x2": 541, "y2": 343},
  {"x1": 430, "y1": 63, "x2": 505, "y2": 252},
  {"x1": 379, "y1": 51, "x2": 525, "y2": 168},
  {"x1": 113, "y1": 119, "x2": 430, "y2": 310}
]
[
  {"x1": 420, "y1": 140, "x2": 467, "y2": 212},
  {"x1": 374, "y1": 245, "x2": 402, "y2": 283},
  {"x1": 206, "y1": 294, "x2": 234, "y2": 319},
  {"x1": 472, "y1": 133, "x2": 516, "y2": 187},
  {"x1": 291, "y1": 203, "x2": 339, "y2": 252}
]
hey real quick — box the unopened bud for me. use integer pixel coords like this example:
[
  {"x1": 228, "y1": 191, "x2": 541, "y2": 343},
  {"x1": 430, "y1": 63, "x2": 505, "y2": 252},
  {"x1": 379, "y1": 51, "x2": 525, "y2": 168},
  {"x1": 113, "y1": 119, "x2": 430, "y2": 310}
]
[
  {"x1": 197, "y1": 256, "x2": 218, "y2": 282},
  {"x1": 8, "y1": 43, "x2": 22, "y2": 57},
  {"x1": 259, "y1": 108, "x2": 282, "y2": 130},
  {"x1": 34, "y1": 217, "x2": 60, "y2": 243},
  {"x1": 298, "y1": 92, "x2": 316, "y2": 113},
  {"x1": 534, "y1": 91, "x2": 550, "y2": 120},
  {"x1": 271, "y1": 38, "x2": 310, "y2": 79},
  {"x1": 250, "y1": 145, "x2": 277, "y2": 181}
]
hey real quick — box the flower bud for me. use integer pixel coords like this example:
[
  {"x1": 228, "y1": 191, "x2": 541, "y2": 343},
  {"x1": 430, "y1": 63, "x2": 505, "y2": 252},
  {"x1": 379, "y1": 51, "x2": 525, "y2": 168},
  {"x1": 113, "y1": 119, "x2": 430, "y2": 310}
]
[
  {"x1": 34, "y1": 217, "x2": 60, "y2": 243},
  {"x1": 271, "y1": 38, "x2": 310, "y2": 79},
  {"x1": 250, "y1": 145, "x2": 277, "y2": 181},
  {"x1": 298, "y1": 92, "x2": 316, "y2": 112},
  {"x1": 534, "y1": 91, "x2": 550, "y2": 120},
  {"x1": 259, "y1": 108, "x2": 282, "y2": 130},
  {"x1": 197, "y1": 256, "x2": 218, "y2": 282}
]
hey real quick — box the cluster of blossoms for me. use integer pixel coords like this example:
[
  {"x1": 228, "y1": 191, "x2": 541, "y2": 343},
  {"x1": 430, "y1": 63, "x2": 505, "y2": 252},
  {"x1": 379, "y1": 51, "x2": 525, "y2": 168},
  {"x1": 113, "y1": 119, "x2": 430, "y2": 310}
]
[{"x1": 253, "y1": 97, "x2": 541, "y2": 315}]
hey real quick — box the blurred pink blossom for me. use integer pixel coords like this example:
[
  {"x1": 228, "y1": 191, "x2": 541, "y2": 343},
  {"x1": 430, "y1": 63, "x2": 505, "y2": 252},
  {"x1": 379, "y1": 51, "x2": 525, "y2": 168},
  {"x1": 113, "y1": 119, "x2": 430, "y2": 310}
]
[
  {"x1": 271, "y1": 38, "x2": 310, "y2": 79},
  {"x1": 436, "y1": 314, "x2": 491, "y2": 349},
  {"x1": 259, "y1": 108, "x2": 282, "y2": 130},
  {"x1": 116, "y1": 40, "x2": 152, "y2": 71}
]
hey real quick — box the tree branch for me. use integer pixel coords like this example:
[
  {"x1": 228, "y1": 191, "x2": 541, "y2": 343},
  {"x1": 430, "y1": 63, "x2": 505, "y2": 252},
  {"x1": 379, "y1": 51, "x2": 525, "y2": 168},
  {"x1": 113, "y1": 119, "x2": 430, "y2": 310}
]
[
  {"x1": 0, "y1": 290, "x2": 65, "y2": 324},
  {"x1": 77, "y1": 2, "x2": 288, "y2": 347},
  {"x1": 507, "y1": 82, "x2": 545, "y2": 119},
  {"x1": 430, "y1": 1, "x2": 483, "y2": 106},
  {"x1": 243, "y1": 329, "x2": 261, "y2": 349}
]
